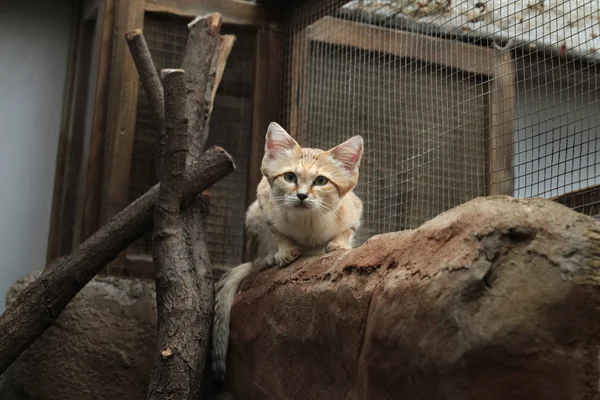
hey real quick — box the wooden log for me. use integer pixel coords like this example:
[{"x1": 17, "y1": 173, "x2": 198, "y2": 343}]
[
  {"x1": 146, "y1": 69, "x2": 202, "y2": 400},
  {"x1": 0, "y1": 146, "x2": 235, "y2": 375},
  {"x1": 171, "y1": 13, "x2": 234, "y2": 395}
]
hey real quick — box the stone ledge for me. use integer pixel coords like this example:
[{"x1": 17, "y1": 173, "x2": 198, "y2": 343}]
[{"x1": 227, "y1": 196, "x2": 600, "y2": 400}]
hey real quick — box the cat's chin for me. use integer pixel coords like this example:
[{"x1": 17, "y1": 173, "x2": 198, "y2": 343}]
[{"x1": 291, "y1": 203, "x2": 313, "y2": 212}]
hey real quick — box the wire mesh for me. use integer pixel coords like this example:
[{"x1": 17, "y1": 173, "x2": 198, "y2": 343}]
[
  {"x1": 281, "y1": 0, "x2": 600, "y2": 245},
  {"x1": 126, "y1": 14, "x2": 255, "y2": 273}
]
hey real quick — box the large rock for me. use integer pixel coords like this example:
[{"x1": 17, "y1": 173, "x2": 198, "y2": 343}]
[
  {"x1": 0, "y1": 273, "x2": 157, "y2": 400},
  {"x1": 227, "y1": 196, "x2": 600, "y2": 399}
]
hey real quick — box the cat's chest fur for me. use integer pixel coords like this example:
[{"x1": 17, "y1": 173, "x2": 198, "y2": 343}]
[{"x1": 271, "y1": 211, "x2": 338, "y2": 248}]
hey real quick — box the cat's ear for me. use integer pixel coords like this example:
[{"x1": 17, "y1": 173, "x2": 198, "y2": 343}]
[
  {"x1": 330, "y1": 135, "x2": 363, "y2": 172},
  {"x1": 265, "y1": 122, "x2": 299, "y2": 158}
]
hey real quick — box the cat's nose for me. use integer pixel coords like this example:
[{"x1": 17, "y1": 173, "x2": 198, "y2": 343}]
[{"x1": 297, "y1": 193, "x2": 308, "y2": 201}]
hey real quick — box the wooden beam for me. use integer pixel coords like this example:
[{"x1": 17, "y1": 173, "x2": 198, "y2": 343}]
[
  {"x1": 245, "y1": 28, "x2": 283, "y2": 261},
  {"x1": 307, "y1": 16, "x2": 497, "y2": 76},
  {"x1": 99, "y1": 0, "x2": 144, "y2": 268},
  {"x1": 248, "y1": 29, "x2": 283, "y2": 205},
  {"x1": 487, "y1": 50, "x2": 515, "y2": 196},
  {"x1": 144, "y1": 0, "x2": 282, "y2": 29},
  {"x1": 58, "y1": 20, "x2": 96, "y2": 257},
  {"x1": 81, "y1": 0, "x2": 117, "y2": 242},
  {"x1": 286, "y1": 27, "x2": 306, "y2": 139},
  {"x1": 100, "y1": 0, "x2": 144, "y2": 225},
  {"x1": 47, "y1": 2, "x2": 83, "y2": 262}
]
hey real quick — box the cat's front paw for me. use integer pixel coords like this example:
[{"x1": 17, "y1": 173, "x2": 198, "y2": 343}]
[
  {"x1": 326, "y1": 242, "x2": 352, "y2": 253},
  {"x1": 256, "y1": 253, "x2": 276, "y2": 271},
  {"x1": 274, "y1": 247, "x2": 301, "y2": 267}
]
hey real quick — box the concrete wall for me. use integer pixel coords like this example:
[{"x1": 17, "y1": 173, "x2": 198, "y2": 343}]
[{"x1": 0, "y1": 0, "x2": 76, "y2": 311}]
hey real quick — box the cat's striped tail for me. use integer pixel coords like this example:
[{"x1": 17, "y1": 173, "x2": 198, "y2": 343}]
[{"x1": 212, "y1": 261, "x2": 254, "y2": 382}]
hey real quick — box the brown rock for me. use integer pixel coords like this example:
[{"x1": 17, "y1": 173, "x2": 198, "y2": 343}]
[
  {"x1": 227, "y1": 196, "x2": 600, "y2": 400},
  {"x1": 0, "y1": 273, "x2": 157, "y2": 400}
]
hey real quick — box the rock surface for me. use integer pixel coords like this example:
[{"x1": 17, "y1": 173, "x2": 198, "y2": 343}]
[
  {"x1": 0, "y1": 273, "x2": 157, "y2": 400},
  {"x1": 227, "y1": 196, "x2": 600, "y2": 400},
  {"x1": 1, "y1": 196, "x2": 599, "y2": 400}
]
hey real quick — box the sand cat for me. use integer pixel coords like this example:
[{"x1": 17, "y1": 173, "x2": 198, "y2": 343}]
[{"x1": 212, "y1": 122, "x2": 364, "y2": 381}]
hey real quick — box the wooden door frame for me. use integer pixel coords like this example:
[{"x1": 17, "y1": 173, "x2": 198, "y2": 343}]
[
  {"x1": 285, "y1": 15, "x2": 515, "y2": 197},
  {"x1": 47, "y1": 0, "x2": 284, "y2": 272}
]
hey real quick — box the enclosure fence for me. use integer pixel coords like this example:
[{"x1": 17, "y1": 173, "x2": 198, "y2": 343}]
[
  {"x1": 280, "y1": 0, "x2": 600, "y2": 245},
  {"x1": 118, "y1": 1, "x2": 599, "y2": 275}
]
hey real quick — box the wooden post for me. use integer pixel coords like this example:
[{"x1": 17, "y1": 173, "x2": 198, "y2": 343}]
[
  {"x1": 100, "y1": 0, "x2": 144, "y2": 226},
  {"x1": 245, "y1": 27, "x2": 283, "y2": 261},
  {"x1": 125, "y1": 29, "x2": 166, "y2": 176},
  {"x1": 488, "y1": 51, "x2": 515, "y2": 196}
]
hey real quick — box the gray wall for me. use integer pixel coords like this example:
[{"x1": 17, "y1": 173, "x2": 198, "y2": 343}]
[{"x1": 0, "y1": 0, "x2": 76, "y2": 311}]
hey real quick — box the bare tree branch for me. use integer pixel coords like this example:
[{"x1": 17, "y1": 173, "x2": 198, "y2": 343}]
[
  {"x1": 210, "y1": 35, "x2": 236, "y2": 114},
  {"x1": 124, "y1": 29, "x2": 166, "y2": 175},
  {"x1": 182, "y1": 13, "x2": 223, "y2": 161},
  {"x1": 182, "y1": 15, "x2": 237, "y2": 395},
  {"x1": 0, "y1": 146, "x2": 235, "y2": 375},
  {"x1": 145, "y1": 69, "x2": 201, "y2": 400}
]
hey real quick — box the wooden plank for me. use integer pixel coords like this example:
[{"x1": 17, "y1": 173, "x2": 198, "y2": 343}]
[
  {"x1": 81, "y1": 0, "x2": 117, "y2": 243},
  {"x1": 244, "y1": 28, "x2": 283, "y2": 262},
  {"x1": 144, "y1": 0, "x2": 282, "y2": 29},
  {"x1": 248, "y1": 29, "x2": 270, "y2": 201},
  {"x1": 307, "y1": 16, "x2": 497, "y2": 77},
  {"x1": 487, "y1": 50, "x2": 515, "y2": 196},
  {"x1": 58, "y1": 21, "x2": 96, "y2": 257},
  {"x1": 99, "y1": 0, "x2": 144, "y2": 267},
  {"x1": 46, "y1": 2, "x2": 83, "y2": 263},
  {"x1": 287, "y1": 28, "x2": 305, "y2": 139}
]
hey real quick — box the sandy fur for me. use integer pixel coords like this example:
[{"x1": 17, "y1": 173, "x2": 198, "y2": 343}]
[{"x1": 212, "y1": 122, "x2": 364, "y2": 382}]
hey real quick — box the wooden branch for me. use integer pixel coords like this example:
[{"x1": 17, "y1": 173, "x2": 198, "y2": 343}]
[
  {"x1": 124, "y1": 29, "x2": 166, "y2": 175},
  {"x1": 181, "y1": 13, "x2": 223, "y2": 160},
  {"x1": 155, "y1": 14, "x2": 234, "y2": 394},
  {"x1": 0, "y1": 146, "x2": 235, "y2": 375},
  {"x1": 210, "y1": 35, "x2": 236, "y2": 113},
  {"x1": 146, "y1": 69, "x2": 200, "y2": 400}
]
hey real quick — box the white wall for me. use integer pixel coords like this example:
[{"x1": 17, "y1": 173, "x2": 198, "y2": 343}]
[
  {"x1": 0, "y1": 0, "x2": 76, "y2": 311},
  {"x1": 513, "y1": 79, "x2": 600, "y2": 198}
]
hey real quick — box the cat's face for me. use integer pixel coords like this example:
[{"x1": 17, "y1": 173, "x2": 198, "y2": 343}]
[{"x1": 261, "y1": 122, "x2": 363, "y2": 213}]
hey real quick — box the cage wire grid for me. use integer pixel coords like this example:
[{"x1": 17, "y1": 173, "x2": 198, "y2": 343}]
[{"x1": 281, "y1": 0, "x2": 600, "y2": 245}]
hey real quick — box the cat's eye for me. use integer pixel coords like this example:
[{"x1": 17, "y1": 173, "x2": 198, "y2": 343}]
[
  {"x1": 283, "y1": 172, "x2": 297, "y2": 183},
  {"x1": 313, "y1": 176, "x2": 329, "y2": 186}
]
